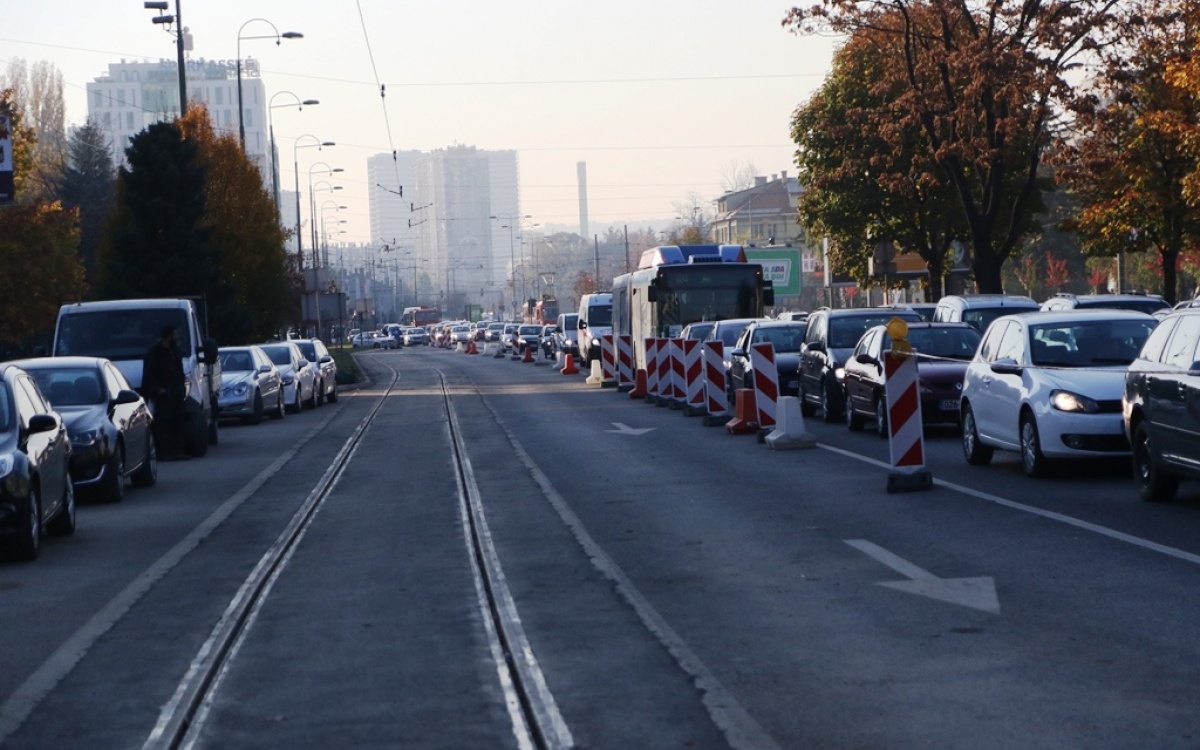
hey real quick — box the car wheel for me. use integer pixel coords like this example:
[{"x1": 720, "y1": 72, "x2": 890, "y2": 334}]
[
  {"x1": 8, "y1": 485, "x2": 41, "y2": 560},
  {"x1": 798, "y1": 382, "x2": 817, "y2": 417},
  {"x1": 316, "y1": 379, "x2": 326, "y2": 406},
  {"x1": 286, "y1": 389, "x2": 301, "y2": 414},
  {"x1": 961, "y1": 403, "x2": 994, "y2": 465},
  {"x1": 874, "y1": 395, "x2": 888, "y2": 438},
  {"x1": 244, "y1": 390, "x2": 264, "y2": 425},
  {"x1": 131, "y1": 432, "x2": 158, "y2": 487},
  {"x1": 1133, "y1": 421, "x2": 1178, "y2": 502},
  {"x1": 845, "y1": 394, "x2": 865, "y2": 431},
  {"x1": 327, "y1": 384, "x2": 338, "y2": 404},
  {"x1": 46, "y1": 476, "x2": 76, "y2": 537},
  {"x1": 307, "y1": 382, "x2": 319, "y2": 409},
  {"x1": 189, "y1": 413, "x2": 209, "y2": 458},
  {"x1": 1020, "y1": 413, "x2": 1051, "y2": 478},
  {"x1": 271, "y1": 390, "x2": 286, "y2": 419},
  {"x1": 820, "y1": 378, "x2": 841, "y2": 423},
  {"x1": 99, "y1": 444, "x2": 126, "y2": 503}
]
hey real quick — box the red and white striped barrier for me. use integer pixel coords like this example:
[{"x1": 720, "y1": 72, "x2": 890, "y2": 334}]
[
  {"x1": 617, "y1": 334, "x2": 635, "y2": 391},
  {"x1": 682, "y1": 338, "x2": 706, "y2": 415},
  {"x1": 655, "y1": 338, "x2": 672, "y2": 406},
  {"x1": 644, "y1": 337, "x2": 660, "y2": 402},
  {"x1": 600, "y1": 334, "x2": 617, "y2": 387},
  {"x1": 750, "y1": 342, "x2": 779, "y2": 436},
  {"x1": 702, "y1": 341, "x2": 731, "y2": 425},
  {"x1": 668, "y1": 338, "x2": 687, "y2": 408},
  {"x1": 884, "y1": 348, "x2": 933, "y2": 491}
]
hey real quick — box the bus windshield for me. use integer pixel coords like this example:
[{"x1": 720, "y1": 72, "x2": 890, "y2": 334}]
[{"x1": 655, "y1": 266, "x2": 761, "y2": 332}]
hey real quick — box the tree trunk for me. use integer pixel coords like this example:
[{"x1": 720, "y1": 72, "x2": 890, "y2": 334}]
[
  {"x1": 1161, "y1": 248, "x2": 1179, "y2": 306},
  {"x1": 971, "y1": 245, "x2": 1005, "y2": 294}
]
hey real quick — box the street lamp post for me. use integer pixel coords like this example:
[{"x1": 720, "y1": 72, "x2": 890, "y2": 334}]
[
  {"x1": 236, "y1": 18, "x2": 302, "y2": 151},
  {"x1": 291, "y1": 135, "x2": 334, "y2": 270},
  {"x1": 308, "y1": 174, "x2": 343, "y2": 254},
  {"x1": 320, "y1": 201, "x2": 347, "y2": 269},
  {"x1": 144, "y1": 1, "x2": 188, "y2": 115},
  {"x1": 268, "y1": 92, "x2": 318, "y2": 213},
  {"x1": 490, "y1": 214, "x2": 531, "y2": 318}
]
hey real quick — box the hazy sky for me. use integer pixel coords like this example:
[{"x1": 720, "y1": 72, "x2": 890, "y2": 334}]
[{"x1": 6, "y1": 0, "x2": 839, "y2": 244}]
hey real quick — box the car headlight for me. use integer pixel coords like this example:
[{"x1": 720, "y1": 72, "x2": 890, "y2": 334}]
[
  {"x1": 72, "y1": 427, "x2": 104, "y2": 447},
  {"x1": 834, "y1": 365, "x2": 845, "y2": 382},
  {"x1": 1051, "y1": 389, "x2": 1100, "y2": 413},
  {"x1": 0, "y1": 454, "x2": 14, "y2": 478}
]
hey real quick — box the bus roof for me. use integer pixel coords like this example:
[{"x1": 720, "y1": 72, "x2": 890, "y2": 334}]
[{"x1": 637, "y1": 245, "x2": 746, "y2": 269}]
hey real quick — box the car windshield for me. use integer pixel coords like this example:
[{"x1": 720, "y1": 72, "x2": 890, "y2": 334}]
[
  {"x1": 28, "y1": 367, "x2": 105, "y2": 406},
  {"x1": 884, "y1": 327, "x2": 981, "y2": 360},
  {"x1": 260, "y1": 346, "x2": 293, "y2": 367},
  {"x1": 519, "y1": 326, "x2": 541, "y2": 335},
  {"x1": 0, "y1": 383, "x2": 10, "y2": 431},
  {"x1": 1029, "y1": 319, "x2": 1157, "y2": 367},
  {"x1": 716, "y1": 322, "x2": 753, "y2": 346},
  {"x1": 294, "y1": 342, "x2": 317, "y2": 360},
  {"x1": 755, "y1": 325, "x2": 807, "y2": 352},
  {"x1": 220, "y1": 350, "x2": 255, "y2": 372}
]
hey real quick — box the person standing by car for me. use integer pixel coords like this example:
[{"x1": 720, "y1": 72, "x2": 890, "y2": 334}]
[{"x1": 143, "y1": 324, "x2": 189, "y2": 461}]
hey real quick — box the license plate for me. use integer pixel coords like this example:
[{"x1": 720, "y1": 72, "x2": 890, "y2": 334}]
[{"x1": 939, "y1": 399, "x2": 960, "y2": 411}]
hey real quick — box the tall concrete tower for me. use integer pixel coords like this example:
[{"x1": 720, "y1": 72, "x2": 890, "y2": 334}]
[{"x1": 577, "y1": 161, "x2": 589, "y2": 239}]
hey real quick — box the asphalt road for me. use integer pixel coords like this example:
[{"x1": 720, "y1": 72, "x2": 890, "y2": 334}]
[{"x1": 2, "y1": 344, "x2": 1200, "y2": 749}]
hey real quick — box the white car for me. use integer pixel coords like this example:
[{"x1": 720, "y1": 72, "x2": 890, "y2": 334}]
[
  {"x1": 258, "y1": 342, "x2": 318, "y2": 413},
  {"x1": 960, "y1": 309, "x2": 1158, "y2": 477}
]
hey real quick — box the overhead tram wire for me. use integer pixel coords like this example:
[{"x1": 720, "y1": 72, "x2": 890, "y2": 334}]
[{"x1": 353, "y1": 0, "x2": 407, "y2": 211}]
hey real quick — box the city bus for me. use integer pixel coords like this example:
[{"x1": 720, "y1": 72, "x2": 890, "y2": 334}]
[
  {"x1": 400, "y1": 306, "x2": 441, "y2": 328},
  {"x1": 612, "y1": 245, "x2": 774, "y2": 372}
]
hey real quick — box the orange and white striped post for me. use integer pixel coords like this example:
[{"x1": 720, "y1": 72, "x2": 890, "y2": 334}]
[{"x1": 883, "y1": 317, "x2": 933, "y2": 492}]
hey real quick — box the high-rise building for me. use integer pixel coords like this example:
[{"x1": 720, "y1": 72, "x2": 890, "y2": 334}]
[
  {"x1": 86, "y1": 57, "x2": 269, "y2": 177},
  {"x1": 368, "y1": 146, "x2": 520, "y2": 316}
]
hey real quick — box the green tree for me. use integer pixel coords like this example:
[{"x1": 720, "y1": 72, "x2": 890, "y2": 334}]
[
  {"x1": 57, "y1": 120, "x2": 116, "y2": 295},
  {"x1": 785, "y1": 0, "x2": 1117, "y2": 293},
  {"x1": 1056, "y1": 0, "x2": 1200, "y2": 304}
]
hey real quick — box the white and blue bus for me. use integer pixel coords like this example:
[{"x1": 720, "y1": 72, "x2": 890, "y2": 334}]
[{"x1": 612, "y1": 245, "x2": 774, "y2": 373}]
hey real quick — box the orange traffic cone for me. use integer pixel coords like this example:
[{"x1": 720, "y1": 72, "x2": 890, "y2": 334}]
[
  {"x1": 629, "y1": 368, "x2": 647, "y2": 399},
  {"x1": 467, "y1": 340, "x2": 478, "y2": 355},
  {"x1": 522, "y1": 343, "x2": 535, "y2": 363},
  {"x1": 561, "y1": 353, "x2": 579, "y2": 375},
  {"x1": 725, "y1": 389, "x2": 759, "y2": 435}
]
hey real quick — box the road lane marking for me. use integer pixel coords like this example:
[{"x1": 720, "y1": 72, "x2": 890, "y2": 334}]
[
  {"x1": 819, "y1": 444, "x2": 1200, "y2": 568},
  {"x1": 607, "y1": 422, "x2": 655, "y2": 435},
  {"x1": 844, "y1": 539, "x2": 1000, "y2": 613}
]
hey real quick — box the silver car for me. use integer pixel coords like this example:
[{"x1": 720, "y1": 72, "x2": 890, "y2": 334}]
[
  {"x1": 290, "y1": 338, "x2": 338, "y2": 405},
  {"x1": 218, "y1": 346, "x2": 285, "y2": 424},
  {"x1": 258, "y1": 342, "x2": 317, "y2": 413}
]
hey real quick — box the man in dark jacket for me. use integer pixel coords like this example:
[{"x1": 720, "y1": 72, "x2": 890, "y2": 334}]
[{"x1": 143, "y1": 324, "x2": 189, "y2": 460}]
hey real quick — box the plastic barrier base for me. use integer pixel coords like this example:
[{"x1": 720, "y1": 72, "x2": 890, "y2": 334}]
[
  {"x1": 887, "y1": 469, "x2": 934, "y2": 493},
  {"x1": 725, "y1": 389, "x2": 758, "y2": 435}
]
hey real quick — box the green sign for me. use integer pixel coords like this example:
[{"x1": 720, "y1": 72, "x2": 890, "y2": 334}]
[{"x1": 745, "y1": 247, "x2": 802, "y2": 296}]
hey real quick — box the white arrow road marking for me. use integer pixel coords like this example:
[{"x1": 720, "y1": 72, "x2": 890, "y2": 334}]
[
  {"x1": 607, "y1": 422, "x2": 656, "y2": 436},
  {"x1": 844, "y1": 539, "x2": 1000, "y2": 614}
]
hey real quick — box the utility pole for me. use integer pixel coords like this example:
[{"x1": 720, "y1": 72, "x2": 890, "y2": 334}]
[{"x1": 594, "y1": 234, "x2": 600, "y2": 292}]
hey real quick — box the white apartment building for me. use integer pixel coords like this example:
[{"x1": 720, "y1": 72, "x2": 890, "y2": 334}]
[{"x1": 86, "y1": 58, "x2": 269, "y2": 178}]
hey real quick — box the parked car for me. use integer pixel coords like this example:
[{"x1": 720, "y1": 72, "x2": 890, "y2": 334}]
[
  {"x1": 291, "y1": 338, "x2": 338, "y2": 404},
  {"x1": 16, "y1": 356, "x2": 156, "y2": 503},
  {"x1": 0, "y1": 362, "x2": 75, "y2": 560},
  {"x1": 842, "y1": 322, "x2": 981, "y2": 436},
  {"x1": 680, "y1": 321, "x2": 716, "y2": 342},
  {"x1": 800, "y1": 307, "x2": 923, "y2": 423},
  {"x1": 403, "y1": 327, "x2": 429, "y2": 347},
  {"x1": 960, "y1": 309, "x2": 1157, "y2": 477},
  {"x1": 933, "y1": 294, "x2": 1039, "y2": 332},
  {"x1": 1040, "y1": 292, "x2": 1171, "y2": 316},
  {"x1": 259, "y1": 342, "x2": 317, "y2": 413},
  {"x1": 217, "y1": 346, "x2": 285, "y2": 424},
  {"x1": 904, "y1": 303, "x2": 938, "y2": 322},
  {"x1": 1124, "y1": 308, "x2": 1200, "y2": 501},
  {"x1": 703, "y1": 318, "x2": 764, "y2": 389},
  {"x1": 352, "y1": 331, "x2": 394, "y2": 349},
  {"x1": 728, "y1": 320, "x2": 809, "y2": 399},
  {"x1": 514, "y1": 324, "x2": 543, "y2": 354},
  {"x1": 553, "y1": 314, "x2": 579, "y2": 359}
]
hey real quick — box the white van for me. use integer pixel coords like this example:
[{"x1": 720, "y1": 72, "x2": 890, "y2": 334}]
[
  {"x1": 52, "y1": 298, "x2": 221, "y2": 457},
  {"x1": 576, "y1": 293, "x2": 613, "y2": 365},
  {"x1": 554, "y1": 312, "x2": 580, "y2": 359}
]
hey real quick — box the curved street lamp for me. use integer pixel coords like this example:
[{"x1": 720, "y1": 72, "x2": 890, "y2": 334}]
[
  {"x1": 491, "y1": 214, "x2": 531, "y2": 314},
  {"x1": 237, "y1": 18, "x2": 303, "y2": 151},
  {"x1": 291, "y1": 135, "x2": 334, "y2": 270},
  {"x1": 268, "y1": 91, "x2": 318, "y2": 212},
  {"x1": 308, "y1": 167, "x2": 344, "y2": 253}
]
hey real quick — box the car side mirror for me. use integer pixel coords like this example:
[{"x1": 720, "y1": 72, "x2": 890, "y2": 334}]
[
  {"x1": 731, "y1": 347, "x2": 746, "y2": 358},
  {"x1": 990, "y1": 359, "x2": 1022, "y2": 375},
  {"x1": 807, "y1": 341, "x2": 825, "y2": 353},
  {"x1": 854, "y1": 352, "x2": 876, "y2": 365},
  {"x1": 259, "y1": 364, "x2": 273, "y2": 374},
  {"x1": 113, "y1": 389, "x2": 140, "y2": 406},
  {"x1": 321, "y1": 355, "x2": 333, "y2": 363},
  {"x1": 27, "y1": 413, "x2": 58, "y2": 435},
  {"x1": 202, "y1": 337, "x2": 219, "y2": 364},
  {"x1": 1188, "y1": 361, "x2": 1200, "y2": 376}
]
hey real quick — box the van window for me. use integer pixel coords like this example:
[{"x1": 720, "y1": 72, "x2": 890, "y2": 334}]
[
  {"x1": 586, "y1": 303, "x2": 612, "y2": 327},
  {"x1": 55, "y1": 308, "x2": 191, "y2": 359}
]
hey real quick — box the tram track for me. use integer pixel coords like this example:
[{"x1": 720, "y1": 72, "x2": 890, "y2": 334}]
[{"x1": 141, "y1": 357, "x2": 572, "y2": 750}]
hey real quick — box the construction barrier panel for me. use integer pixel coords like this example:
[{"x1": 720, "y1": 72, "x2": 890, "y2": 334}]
[
  {"x1": 655, "y1": 338, "x2": 672, "y2": 406},
  {"x1": 617, "y1": 334, "x2": 635, "y2": 392},
  {"x1": 750, "y1": 342, "x2": 780, "y2": 439},
  {"x1": 884, "y1": 346, "x2": 933, "y2": 492},
  {"x1": 600, "y1": 334, "x2": 617, "y2": 387},
  {"x1": 644, "y1": 338, "x2": 660, "y2": 402},
  {"x1": 667, "y1": 338, "x2": 686, "y2": 409},
  {"x1": 682, "y1": 339, "x2": 706, "y2": 416},
  {"x1": 702, "y1": 341, "x2": 731, "y2": 426}
]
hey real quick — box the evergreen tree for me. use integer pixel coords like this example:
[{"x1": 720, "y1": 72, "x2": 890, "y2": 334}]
[{"x1": 57, "y1": 120, "x2": 115, "y2": 295}]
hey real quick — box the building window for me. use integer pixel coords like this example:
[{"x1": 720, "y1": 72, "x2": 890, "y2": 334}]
[
  {"x1": 244, "y1": 109, "x2": 253, "y2": 128},
  {"x1": 126, "y1": 111, "x2": 134, "y2": 130},
  {"x1": 215, "y1": 87, "x2": 224, "y2": 105},
  {"x1": 93, "y1": 90, "x2": 103, "y2": 110},
  {"x1": 102, "y1": 112, "x2": 111, "y2": 128},
  {"x1": 117, "y1": 89, "x2": 126, "y2": 107}
]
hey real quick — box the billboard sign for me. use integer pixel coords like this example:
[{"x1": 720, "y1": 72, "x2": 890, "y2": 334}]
[{"x1": 744, "y1": 247, "x2": 801, "y2": 296}]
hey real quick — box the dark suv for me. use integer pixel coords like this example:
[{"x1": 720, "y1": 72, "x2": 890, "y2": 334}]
[
  {"x1": 799, "y1": 307, "x2": 922, "y2": 422},
  {"x1": 1124, "y1": 308, "x2": 1200, "y2": 501}
]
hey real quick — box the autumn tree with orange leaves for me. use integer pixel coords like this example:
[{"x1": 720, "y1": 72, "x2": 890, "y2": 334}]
[
  {"x1": 0, "y1": 88, "x2": 84, "y2": 350},
  {"x1": 1056, "y1": 0, "x2": 1200, "y2": 304},
  {"x1": 785, "y1": 0, "x2": 1122, "y2": 295}
]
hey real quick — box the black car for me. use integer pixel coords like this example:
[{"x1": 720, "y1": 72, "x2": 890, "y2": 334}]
[
  {"x1": 842, "y1": 322, "x2": 980, "y2": 436},
  {"x1": 1124, "y1": 308, "x2": 1200, "y2": 501},
  {"x1": 514, "y1": 324, "x2": 543, "y2": 355},
  {"x1": 799, "y1": 307, "x2": 923, "y2": 423},
  {"x1": 15, "y1": 357, "x2": 156, "y2": 503},
  {"x1": 728, "y1": 320, "x2": 808, "y2": 399},
  {"x1": 0, "y1": 363, "x2": 75, "y2": 560}
]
